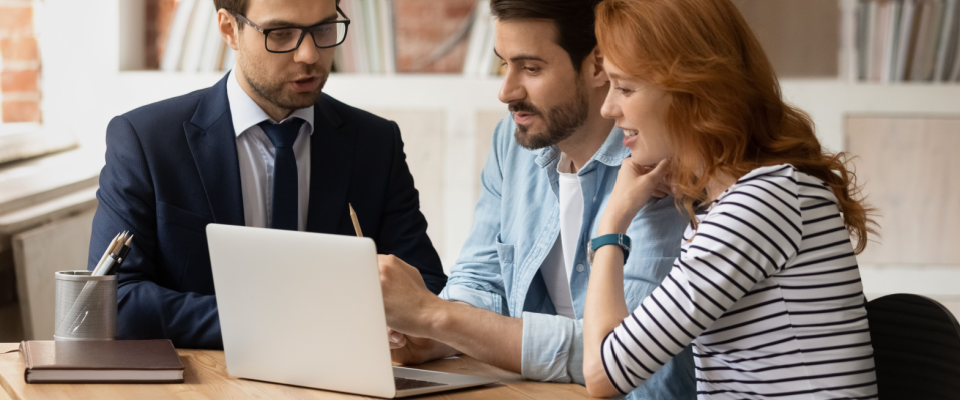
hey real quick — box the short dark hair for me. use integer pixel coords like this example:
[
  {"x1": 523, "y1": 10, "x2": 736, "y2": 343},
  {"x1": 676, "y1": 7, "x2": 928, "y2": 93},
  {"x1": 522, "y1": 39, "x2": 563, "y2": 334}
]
[
  {"x1": 213, "y1": 0, "x2": 249, "y2": 16},
  {"x1": 490, "y1": 0, "x2": 602, "y2": 72},
  {"x1": 212, "y1": 0, "x2": 340, "y2": 17}
]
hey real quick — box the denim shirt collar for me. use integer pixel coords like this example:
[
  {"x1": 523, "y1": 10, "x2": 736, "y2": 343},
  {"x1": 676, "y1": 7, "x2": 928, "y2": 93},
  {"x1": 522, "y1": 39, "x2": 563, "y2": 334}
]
[{"x1": 534, "y1": 126, "x2": 630, "y2": 173}]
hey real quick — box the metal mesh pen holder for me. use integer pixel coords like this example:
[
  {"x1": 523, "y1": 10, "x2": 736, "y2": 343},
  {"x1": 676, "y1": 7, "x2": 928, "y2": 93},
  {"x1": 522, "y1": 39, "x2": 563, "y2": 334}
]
[{"x1": 54, "y1": 271, "x2": 117, "y2": 341}]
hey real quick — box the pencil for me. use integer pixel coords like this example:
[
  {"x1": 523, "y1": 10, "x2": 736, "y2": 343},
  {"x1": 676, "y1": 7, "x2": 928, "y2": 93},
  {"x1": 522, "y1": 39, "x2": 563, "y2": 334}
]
[
  {"x1": 111, "y1": 231, "x2": 127, "y2": 254},
  {"x1": 349, "y1": 204, "x2": 363, "y2": 237},
  {"x1": 94, "y1": 231, "x2": 128, "y2": 276},
  {"x1": 93, "y1": 233, "x2": 120, "y2": 273}
]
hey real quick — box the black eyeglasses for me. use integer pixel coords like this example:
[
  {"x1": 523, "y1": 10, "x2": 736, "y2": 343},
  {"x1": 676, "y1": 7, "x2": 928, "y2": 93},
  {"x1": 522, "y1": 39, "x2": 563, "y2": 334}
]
[{"x1": 231, "y1": 8, "x2": 350, "y2": 53}]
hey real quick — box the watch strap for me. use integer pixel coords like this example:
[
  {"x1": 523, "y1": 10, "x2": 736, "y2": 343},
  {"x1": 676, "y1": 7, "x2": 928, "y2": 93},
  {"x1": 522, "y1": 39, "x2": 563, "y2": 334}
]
[{"x1": 590, "y1": 234, "x2": 631, "y2": 263}]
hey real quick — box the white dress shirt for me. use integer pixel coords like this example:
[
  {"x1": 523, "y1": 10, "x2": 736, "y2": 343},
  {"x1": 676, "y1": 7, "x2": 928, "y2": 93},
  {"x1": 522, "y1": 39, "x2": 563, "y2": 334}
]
[{"x1": 226, "y1": 68, "x2": 314, "y2": 230}]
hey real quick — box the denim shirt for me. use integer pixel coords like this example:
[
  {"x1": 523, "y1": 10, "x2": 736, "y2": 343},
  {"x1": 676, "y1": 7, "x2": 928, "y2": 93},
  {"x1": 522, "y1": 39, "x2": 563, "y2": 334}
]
[{"x1": 440, "y1": 114, "x2": 696, "y2": 399}]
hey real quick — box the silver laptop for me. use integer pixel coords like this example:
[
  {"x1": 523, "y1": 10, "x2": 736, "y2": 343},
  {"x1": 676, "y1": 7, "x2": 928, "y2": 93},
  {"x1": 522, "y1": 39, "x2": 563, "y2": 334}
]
[{"x1": 206, "y1": 224, "x2": 498, "y2": 398}]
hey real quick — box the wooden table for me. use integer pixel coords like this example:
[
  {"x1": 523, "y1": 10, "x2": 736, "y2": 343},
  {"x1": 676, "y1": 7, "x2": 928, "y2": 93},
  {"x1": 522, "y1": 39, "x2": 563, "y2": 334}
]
[{"x1": 0, "y1": 343, "x2": 590, "y2": 399}]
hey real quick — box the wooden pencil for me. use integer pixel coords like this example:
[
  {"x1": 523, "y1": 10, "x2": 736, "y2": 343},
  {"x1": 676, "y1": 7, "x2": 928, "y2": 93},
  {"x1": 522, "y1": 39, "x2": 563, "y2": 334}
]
[
  {"x1": 93, "y1": 233, "x2": 120, "y2": 273},
  {"x1": 349, "y1": 204, "x2": 363, "y2": 237}
]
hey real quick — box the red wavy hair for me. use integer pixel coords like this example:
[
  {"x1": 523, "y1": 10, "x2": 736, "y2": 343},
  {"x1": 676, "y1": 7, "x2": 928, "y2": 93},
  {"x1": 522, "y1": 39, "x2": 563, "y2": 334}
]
[{"x1": 595, "y1": 0, "x2": 877, "y2": 253}]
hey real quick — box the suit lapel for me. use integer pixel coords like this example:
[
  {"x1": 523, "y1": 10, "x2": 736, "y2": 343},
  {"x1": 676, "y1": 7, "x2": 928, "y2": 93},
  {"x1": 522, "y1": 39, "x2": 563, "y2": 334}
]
[
  {"x1": 184, "y1": 74, "x2": 245, "y2": 226},
  {"x1": 306, "y1": 94, "x2": 355, "y2": 233}
]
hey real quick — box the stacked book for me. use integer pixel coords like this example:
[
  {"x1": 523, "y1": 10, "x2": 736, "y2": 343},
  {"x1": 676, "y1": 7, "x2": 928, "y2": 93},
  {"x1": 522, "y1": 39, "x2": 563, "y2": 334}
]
[
  {"x1": 852, "y1": 0, "x2": 960, "y2": 82},
  {"x1": 462, "y1": 0, "x2": 501, "y2": 78},
  {"x1": 333, "y1": 0, "x2": 397, "y2": 74},
  {"x1": 161, "y1": 0, "x2": 235, "y2": 72}
]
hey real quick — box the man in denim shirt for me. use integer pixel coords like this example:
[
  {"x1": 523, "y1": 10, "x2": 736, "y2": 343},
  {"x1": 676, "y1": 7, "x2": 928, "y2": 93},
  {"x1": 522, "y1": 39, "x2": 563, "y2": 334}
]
[{"x1": 377, "y1": 0, "x2": 695, "y2": 398}]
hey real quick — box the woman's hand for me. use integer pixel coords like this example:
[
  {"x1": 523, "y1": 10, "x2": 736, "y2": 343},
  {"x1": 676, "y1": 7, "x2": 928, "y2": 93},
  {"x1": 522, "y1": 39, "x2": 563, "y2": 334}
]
[
  {"x1": 599, "y1": 158, "x2": 671, "y2": 235},
  {"x1": 585, "y1": 159, "x2": 667, "y2": 397}
]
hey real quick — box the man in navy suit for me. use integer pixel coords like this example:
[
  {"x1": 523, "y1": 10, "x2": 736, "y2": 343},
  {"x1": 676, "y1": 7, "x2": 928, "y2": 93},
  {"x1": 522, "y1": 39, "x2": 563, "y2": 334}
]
[{"x1": 88, "y1": 0, "x2": 446, "y2": 349}]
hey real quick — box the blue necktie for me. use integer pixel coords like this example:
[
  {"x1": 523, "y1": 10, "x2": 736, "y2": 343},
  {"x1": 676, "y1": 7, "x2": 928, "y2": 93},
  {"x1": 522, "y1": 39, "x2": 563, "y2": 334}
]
[{"x1": 260, "y1": 118, "x2": 305, "y2": 231}]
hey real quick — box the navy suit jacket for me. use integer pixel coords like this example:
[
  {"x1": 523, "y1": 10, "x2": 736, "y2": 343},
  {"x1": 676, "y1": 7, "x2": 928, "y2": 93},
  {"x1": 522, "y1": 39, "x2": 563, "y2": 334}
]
[{"x1": 88, "y1": 74, "x2": 447, "y2": 349}]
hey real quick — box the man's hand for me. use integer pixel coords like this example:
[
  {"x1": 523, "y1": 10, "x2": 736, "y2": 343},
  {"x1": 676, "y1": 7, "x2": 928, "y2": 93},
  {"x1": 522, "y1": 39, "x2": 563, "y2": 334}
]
[
  {"x1": 390, "y1": 334, "x2": 460, "y2": 365},
  {"x1": 387, "y1": 327, "x2": 407, "y2": 349},
  {"x1": 379, "y1": 255, "x2": 523, "y2": 373},
  {"x1": 377, "y1": 254, "x2": 444, "y2": 338}
]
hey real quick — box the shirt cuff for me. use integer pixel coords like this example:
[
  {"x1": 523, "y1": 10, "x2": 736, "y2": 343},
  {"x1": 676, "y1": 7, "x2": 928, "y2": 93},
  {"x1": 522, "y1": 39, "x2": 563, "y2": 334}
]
[
  {"x1": 439, "y1": 284, "x2": 506, "y2": 315},
  {"x1": 520, "y1": 312, "x2": 584, "y2": 384}
]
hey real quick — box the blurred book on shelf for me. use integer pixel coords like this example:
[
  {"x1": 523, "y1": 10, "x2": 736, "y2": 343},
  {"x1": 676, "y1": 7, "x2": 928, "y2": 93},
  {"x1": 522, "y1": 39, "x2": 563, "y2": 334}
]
[
  {"x1": 158, "y1": 0, "x2": 235, "y2": 72},
  {"x1": 850, "y1": 0, "x2": 960, "y2": 83},
  {"x1": 461, "y1": 0, "x2": 501, "y2": 78},
  {"x1": 146, "y1": 0, "x2": 179, "y2": 69},
  {"x1": 333, "y1": 0, "x2": 396, "y2": 73}
]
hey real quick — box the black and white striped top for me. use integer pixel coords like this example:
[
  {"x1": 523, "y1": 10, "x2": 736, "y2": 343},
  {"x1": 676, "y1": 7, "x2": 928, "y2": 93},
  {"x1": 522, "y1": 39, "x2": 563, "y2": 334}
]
[{"x1": 601, "y1": 164, "x2": 877, "y2": 399}]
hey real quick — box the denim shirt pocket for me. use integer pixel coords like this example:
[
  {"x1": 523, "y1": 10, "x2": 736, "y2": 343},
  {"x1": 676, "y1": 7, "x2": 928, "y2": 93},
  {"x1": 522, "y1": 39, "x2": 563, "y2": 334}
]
[
  {"x1": 494, "y1": 233, "x2": 517, "y2": 315},
  {"x1": 495, "y1": 233, "x2": 515, "y2": 264}
]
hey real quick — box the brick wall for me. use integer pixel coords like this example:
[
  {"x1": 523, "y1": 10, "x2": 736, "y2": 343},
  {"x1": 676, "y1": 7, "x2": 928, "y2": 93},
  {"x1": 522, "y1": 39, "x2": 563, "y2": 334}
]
[
  {"x1": 394, "y1": 0, "x2": 476, "y2": 73},
  {"x1": 0, "y1": 0, "x2": 41, "y2": 123}
]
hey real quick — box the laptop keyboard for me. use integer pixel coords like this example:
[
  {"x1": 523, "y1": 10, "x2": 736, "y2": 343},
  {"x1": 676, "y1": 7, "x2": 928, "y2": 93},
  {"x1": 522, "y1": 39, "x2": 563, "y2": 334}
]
[{"x1": 394, "y1": 377, "x2": 449, "y2": 390}]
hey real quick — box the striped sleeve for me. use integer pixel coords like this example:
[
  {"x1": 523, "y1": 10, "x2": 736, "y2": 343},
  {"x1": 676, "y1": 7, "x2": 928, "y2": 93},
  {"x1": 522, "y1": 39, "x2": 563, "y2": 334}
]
[{"x1": 600, "y1": 170, "x2": 803, "y2": 394}]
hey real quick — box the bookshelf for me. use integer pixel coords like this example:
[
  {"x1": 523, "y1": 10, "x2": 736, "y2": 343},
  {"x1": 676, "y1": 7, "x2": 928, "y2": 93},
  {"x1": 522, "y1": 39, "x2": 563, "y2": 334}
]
[
  {"x1": 735, "y1": 0, "x2": 960, "y2": 83},
  {"x1": 846, "y1": 0, "x2": 960, "y2": 83},
  {"x1": 124, "y1": 0, "x2": 960, "y2": 82}
]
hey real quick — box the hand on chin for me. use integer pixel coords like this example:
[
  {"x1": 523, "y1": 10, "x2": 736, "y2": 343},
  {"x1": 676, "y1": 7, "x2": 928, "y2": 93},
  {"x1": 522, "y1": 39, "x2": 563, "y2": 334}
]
[{"x1": 600, "y1": 158, "x2": 671, "y2": 234}]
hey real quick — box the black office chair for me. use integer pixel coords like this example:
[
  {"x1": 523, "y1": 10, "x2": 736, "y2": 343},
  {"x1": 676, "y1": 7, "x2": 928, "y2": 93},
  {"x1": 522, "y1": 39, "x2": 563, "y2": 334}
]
[{"x1": 866, "y1": 293, "x2": 960, "y2": 399}]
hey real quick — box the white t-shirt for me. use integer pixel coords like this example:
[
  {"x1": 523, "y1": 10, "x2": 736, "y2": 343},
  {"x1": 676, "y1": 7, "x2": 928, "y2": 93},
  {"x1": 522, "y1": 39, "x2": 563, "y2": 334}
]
[{"x1": 540, "y1": 152, "x2": 584, "y2": 319}]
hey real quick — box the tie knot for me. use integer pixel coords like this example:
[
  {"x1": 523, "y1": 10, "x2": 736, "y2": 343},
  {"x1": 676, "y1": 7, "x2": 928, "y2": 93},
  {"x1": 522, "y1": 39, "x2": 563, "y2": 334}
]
[{"x1": 260, "y1": 118, "x2": 305, "y2": 149}]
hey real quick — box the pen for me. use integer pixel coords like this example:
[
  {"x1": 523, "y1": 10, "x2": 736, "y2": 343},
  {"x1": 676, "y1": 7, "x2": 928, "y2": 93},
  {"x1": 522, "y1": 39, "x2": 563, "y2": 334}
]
[
  {"x1": 114, "y1": 235, "x2": 133, "y2": 262},
  {"x1": 105, "y1": 256, "x2": 122, "y2": 276},
  {"x1": 93, "y1": 231, "x2": 122, "y2": 275},
  {"x1": 94, "y1": 231, "x2": 128, "y2": 275},
  {"x1": 108, "y1": 236, "x2": 134, "y2": 276},
  {"x1": 94, "y1": 255, "x2": 117, "y2": 277}
]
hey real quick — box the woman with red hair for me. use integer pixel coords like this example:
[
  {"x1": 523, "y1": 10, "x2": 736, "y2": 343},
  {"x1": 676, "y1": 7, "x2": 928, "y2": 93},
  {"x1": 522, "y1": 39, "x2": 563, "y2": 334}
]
[{"x1": 582, "y1": 0, "x2": 879, "y2": 398}]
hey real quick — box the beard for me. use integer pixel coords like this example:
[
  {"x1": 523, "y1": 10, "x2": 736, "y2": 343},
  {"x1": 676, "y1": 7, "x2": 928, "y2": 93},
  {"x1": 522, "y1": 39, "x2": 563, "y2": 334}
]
[
  {"x1": 510, "y1": 79, "x2": 589, "y2": 150},
  {"x1": 239, "y1": 52, "x2": 329, "y2": 111}
]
